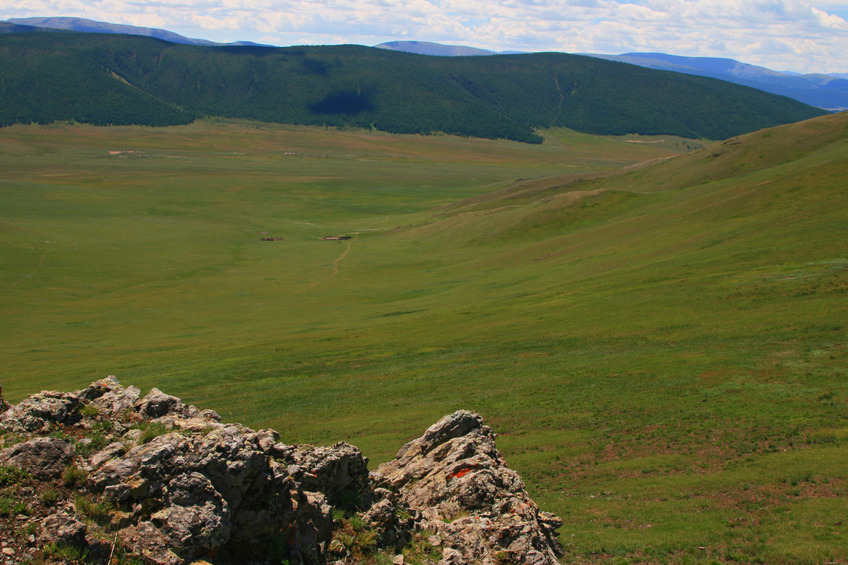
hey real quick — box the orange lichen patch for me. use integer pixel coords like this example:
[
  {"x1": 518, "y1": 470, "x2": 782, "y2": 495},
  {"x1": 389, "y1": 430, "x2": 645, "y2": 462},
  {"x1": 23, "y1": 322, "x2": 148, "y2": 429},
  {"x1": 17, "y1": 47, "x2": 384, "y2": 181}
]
[{"x1": 448, "y1": 467, "x2": 473, "y2": 479}]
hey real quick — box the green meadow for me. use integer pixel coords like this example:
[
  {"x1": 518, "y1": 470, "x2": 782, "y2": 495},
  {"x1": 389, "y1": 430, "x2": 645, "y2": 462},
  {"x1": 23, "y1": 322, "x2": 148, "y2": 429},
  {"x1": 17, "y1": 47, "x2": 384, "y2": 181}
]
[{"x1": 1, "y1": 115, "x2": 846, "y2": 564}]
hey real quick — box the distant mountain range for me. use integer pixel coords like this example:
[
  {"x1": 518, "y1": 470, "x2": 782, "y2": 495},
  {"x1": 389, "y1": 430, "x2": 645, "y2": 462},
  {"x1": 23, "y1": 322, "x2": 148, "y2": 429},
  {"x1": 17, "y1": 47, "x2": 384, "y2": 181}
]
[
  {"x1": 377, "y1": 42, "x2": 848, "y2": 111},
  {"x1": 5, "y1": 18, "x2": 845, "y2": 110},
  {"x1": 376, "y1": 41, "x2": 521, "y2": 57},
  {"x1": 588, "y1": 53, "x2": 848, "y2": 111},
  {"x1": 6, "y1": 16, "x2": 260, "y2": 46}
]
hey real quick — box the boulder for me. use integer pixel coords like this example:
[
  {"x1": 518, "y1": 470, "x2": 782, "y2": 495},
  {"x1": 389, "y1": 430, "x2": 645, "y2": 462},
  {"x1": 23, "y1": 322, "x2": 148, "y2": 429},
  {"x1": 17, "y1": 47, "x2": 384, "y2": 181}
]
[
  {"x1": 0, "y1": 390, "x2": 81, "y2": 432},
  {"x1": 158, "y1": 472, "x2": 232, "y2": 557},
  {"x1": 278, "y1": 441, "x2": 370, "y2": 507},
  {"x1": 88, "y1": 376, "x2": 141, "y2": 418},
  {"x1": 0, "y1": 436, "x2": 74, "y2": 479},
  {"x1": 136, "y1": 387, "x2": 184, "y2": 420},
  {"x1": 374, "y1": 410, "x2": 563, "y2": 565},
  {"x1": 39, "y1": 511, "x2": 87, "y2": 548}
]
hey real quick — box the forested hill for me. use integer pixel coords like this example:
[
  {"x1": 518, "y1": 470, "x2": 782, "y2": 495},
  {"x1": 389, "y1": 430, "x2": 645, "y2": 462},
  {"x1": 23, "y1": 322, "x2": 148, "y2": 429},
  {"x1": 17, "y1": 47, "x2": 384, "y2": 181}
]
[{"x1": 0, "y1": 30, "x2": 828, "y2": 142}]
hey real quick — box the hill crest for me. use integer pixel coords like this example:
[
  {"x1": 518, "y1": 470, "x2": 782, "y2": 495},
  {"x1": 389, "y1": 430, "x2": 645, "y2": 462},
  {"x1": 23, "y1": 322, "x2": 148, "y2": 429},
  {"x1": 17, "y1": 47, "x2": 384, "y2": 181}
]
[{"x1": 0, "y1": 30, "x2": 827, "y2": 142}]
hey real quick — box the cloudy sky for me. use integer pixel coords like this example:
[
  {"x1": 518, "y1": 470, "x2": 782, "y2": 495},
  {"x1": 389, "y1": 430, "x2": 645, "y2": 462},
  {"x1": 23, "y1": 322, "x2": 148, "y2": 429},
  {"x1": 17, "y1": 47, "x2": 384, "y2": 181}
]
[{"x1": 4, "y1": 0, "x2": 847, "y2": 74}]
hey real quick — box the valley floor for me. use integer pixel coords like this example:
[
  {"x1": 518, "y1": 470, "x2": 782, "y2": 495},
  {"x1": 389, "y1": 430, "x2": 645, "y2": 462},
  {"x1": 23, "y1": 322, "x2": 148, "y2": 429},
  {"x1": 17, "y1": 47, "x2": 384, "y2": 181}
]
[{"x1": 1, "y1": 116, "x2": 847, "y2": 563}]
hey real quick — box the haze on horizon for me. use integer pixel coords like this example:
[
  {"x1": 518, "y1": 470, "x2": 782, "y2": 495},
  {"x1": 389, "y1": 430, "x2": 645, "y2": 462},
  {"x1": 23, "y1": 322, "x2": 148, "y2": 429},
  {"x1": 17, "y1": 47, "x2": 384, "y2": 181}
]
[{"x1": 3, "y1": 0, "x2": 847, "y2": 75}]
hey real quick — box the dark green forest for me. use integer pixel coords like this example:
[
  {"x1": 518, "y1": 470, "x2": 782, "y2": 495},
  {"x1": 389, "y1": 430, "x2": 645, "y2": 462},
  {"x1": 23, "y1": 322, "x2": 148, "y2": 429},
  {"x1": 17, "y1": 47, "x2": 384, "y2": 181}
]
[{"x1": 0, "y1": 30, "x2": 827, "y2": 141}]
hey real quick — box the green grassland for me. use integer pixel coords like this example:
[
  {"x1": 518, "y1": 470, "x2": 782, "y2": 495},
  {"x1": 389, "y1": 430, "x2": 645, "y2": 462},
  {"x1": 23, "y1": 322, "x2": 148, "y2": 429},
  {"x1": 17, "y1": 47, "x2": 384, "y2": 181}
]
[{"x1": 2, "y1": 114, "x2": 847, "y2": 564}]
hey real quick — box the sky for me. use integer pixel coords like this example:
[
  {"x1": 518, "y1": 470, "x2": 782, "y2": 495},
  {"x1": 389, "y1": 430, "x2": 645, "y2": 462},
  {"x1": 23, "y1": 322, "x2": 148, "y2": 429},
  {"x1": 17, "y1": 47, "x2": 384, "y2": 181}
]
[{"x1": 4, "y1": 0, "x2": 848, "y2": 74}]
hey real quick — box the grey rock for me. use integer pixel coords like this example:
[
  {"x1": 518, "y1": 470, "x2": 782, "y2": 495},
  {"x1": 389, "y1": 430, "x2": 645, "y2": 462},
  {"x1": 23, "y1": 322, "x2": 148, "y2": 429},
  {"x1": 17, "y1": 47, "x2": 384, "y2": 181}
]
[
  {"x1": 363, "y1": 496, "x2": 413, "y2": 551},
  {"x1": 103, "y1": 476, "x2": 150, "y2": 503},
  {"x1": 290, "y1": 491, "x2": 333, "y2": 564},
  {"x1": 76, "y1": 375, "x2": 122, "y2": 401},
  {"x1": 136, "y1": 387, "x2": 183, "y2": 419},
  {"x1": 399, "y1": 410, "x2": 484, "y2": 461},
  {"x1": 160, "y1": 472, "x2": 231, "y2": 557},
  {"x1": 39, "y1": 511, "x2": 87, "y2": 547},
  {"x1": 185, "y1": 425, "x2": 266, "y2": 511},
  {"x1": 280, "y1": 441, "x2": 370, "y2": 507},
  {"x1": 90, "y1": 377, "x2": 141, "y2": 418},
  {"x1": 438, "y1": 547, "x2": 464, "y2": 565},
  {"x1": 89, "y1": 453, "x2": 138, "y2": 492},
  {"x1": 375, "y1": 410, "x2": 563, "y2": 565},
  {"x1": 0, "y1": 390, "x2": 81, "y2": 432},
  {"x1": 88, "y1": 441, "x2": 125, "y2": 469},
  {"x1": 0, "y1": 436, "x2": 74, "y2": 479},
  {"x1": 120, "y1": 521, "x2": 183, "y2": 565},
  {"x1": 0, "y1": 381, "x2": 561, "y2": 565}
]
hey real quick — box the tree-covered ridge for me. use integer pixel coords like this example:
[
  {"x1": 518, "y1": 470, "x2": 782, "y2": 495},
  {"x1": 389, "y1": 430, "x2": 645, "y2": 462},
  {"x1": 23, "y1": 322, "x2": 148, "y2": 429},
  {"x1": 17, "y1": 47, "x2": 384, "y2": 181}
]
[
  {"x1": 0, "y1": 32, "x2": 195, "y2": 127},
  {"x1": 0, "y1": 31, "x2": 827, "y2": 141}
]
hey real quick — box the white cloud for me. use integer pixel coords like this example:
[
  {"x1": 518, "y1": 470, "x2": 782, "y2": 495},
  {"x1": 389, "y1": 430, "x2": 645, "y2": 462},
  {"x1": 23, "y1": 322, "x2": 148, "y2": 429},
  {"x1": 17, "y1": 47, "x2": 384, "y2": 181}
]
[
  {"x1": 2, "y1": 0, "x2": 846, "y2": 72},
  {"x1": 812, "y1": 5, "x2": 848, "y2": 26}
]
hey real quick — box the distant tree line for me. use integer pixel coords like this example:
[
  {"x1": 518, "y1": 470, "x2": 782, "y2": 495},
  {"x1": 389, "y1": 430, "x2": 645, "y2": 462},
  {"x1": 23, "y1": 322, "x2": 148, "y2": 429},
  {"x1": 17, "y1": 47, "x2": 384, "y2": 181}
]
[{"x1": 0, "y1": 31, "x2": 827, "y2": 141}]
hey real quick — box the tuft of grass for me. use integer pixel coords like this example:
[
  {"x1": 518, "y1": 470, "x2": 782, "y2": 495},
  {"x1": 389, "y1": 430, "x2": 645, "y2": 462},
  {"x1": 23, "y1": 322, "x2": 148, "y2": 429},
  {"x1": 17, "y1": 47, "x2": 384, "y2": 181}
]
[
  {"x1": 442, "y1": 509, "x2": 469, "y2": 524},
  {"x1": 0, "y1": 496, "x2": 14, "y2": 516},
  {"x1": 0, "y1": 431, "x2": 25, "y2": 449},
  {"x1": 74, "y1": 430, "x2": 112, "y2": 458},
  {"x1": 402, "y1": 530, "x2": 442, "y2": 565},
  {"x1": 0, "y1": 496, "x2": 29, "y2": 517},
  {"x1": 73, "y1": 493, "x2": 113, "y2": 524},
  {"x1": 132, "y1": 421, "x2": 172, "y2": 445},
  {"x1": 41, "y1": 487, "x2": 62, "y2": 506},
  {"x1": 62, "y1": 465, "x2": 88, "y2": 488},
  {"x1": 43, "y1": 542, "x2": 89, "y2": 562},
  {"x1": 0, "y1": 465, "x2": 30, "y2": 487},
  {"x1": 329, "y1": 513, "x2": 380, "y2": 562},
  {"x1": 78, "y1": 403, "x2": 101, "y2": 418}
]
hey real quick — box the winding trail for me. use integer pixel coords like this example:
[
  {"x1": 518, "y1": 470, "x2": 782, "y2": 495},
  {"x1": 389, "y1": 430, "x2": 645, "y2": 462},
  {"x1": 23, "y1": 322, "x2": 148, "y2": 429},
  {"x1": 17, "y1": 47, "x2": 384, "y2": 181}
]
[
  {"x1": 297, "y1": 239, "x2": 352, "y2": 294},
  {"x1": 331, "y1": 240, "x2": 352, "y2": 278}
]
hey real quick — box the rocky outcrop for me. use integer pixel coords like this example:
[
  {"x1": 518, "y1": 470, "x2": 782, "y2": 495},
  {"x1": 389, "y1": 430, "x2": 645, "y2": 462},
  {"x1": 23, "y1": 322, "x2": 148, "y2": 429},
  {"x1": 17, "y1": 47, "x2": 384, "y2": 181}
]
[
  {"x1": 0, "y1": 377, "x2": 562, "y2": 564},
  {"x1": 373, "y1": 411, "x2": 563, "y2": 565},
  {"x1": 0, "y1": 390, "x2": 83, "y2": 432},
  {"x1": 0, "y1": 436, "x2": 75, "y2": 479}
]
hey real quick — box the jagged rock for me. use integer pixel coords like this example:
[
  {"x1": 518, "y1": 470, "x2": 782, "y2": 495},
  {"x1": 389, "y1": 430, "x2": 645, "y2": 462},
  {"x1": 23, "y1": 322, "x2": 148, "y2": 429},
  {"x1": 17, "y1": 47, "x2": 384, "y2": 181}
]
[
  {"x1": 104, "y1": 475, "x2": 150, "y2": 503},
  {"x1": 0, "y1": 390, "x2": 81, "y2": 432},
  {"x1": 88, "y1": 441, "x2": 125, "y2": 470},
  {"x1": 362, "y1": 496, "x2": 413, "y2": 551},
  {"x1": 184, "y1": 424, "x2": 269, "y2": 511},
  {"x1": 291, "y1": 491, "x2": 334, "y2": 563},
  {"x1": 89, "y1": 452, "x2": 139, "y2": 492},
  {"x1": 39, "y1": 511, "x2": 87, "y2": 547},
  {"x1": 137, "y1": 387, "x2": 184, "y2": 420},
  {"x1": 76, "y1": 375, "x2": 121, "y2": 401},
  {"x1": 87, "y1": 376, "x2": 141, "y2": 419},
  {"x1": 158, "y1": 472, "x2": 232, "y2": 556},
  {"x1": 374, "y1": 410, "x2": 563, "y2": 565},
  {"x1": 121, "y1": 521, "x2": 183, "y2": 565},
  {"x1": 438, "y1": 547, "x2": 464, "y2": 565},
  {"x1": 0, "y1": 379, "x2": 561, "y2": 565},
  {"x1": 0, "y1": 436, "x2": 74, "y2": 479},
  {"x1": 279, "y1": 442, "x2": 370, "y2": 507}
]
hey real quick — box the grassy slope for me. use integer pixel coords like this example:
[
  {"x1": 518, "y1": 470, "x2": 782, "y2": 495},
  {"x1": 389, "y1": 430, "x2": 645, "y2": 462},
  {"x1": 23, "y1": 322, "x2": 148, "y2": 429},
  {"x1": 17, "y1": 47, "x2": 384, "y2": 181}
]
[{"x1": 1, "y1": 115, "x2": 847, "y2": 563}]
